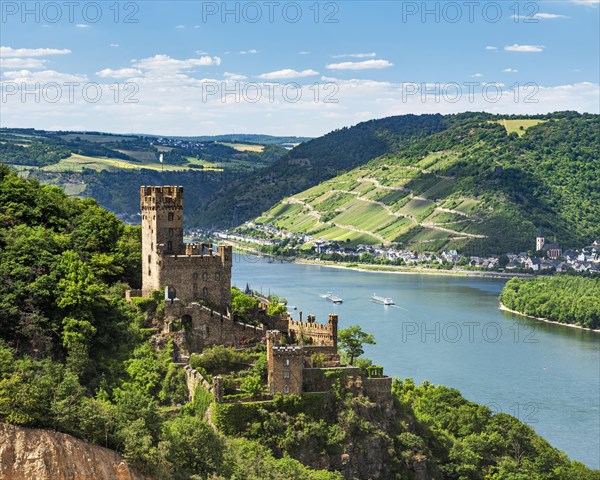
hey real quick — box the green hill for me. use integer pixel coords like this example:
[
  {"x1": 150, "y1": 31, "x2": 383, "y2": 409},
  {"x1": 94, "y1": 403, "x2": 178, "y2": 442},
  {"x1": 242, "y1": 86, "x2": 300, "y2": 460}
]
[
  {"x1": 0, "y1": 165, "x2": 597, "y2": 479},
  {"x1": 253, "y1": 112, "x2": 599, "y2": 254},
  {"x1": 192, "y1": 113, "x2": 452, "y2": 228}
]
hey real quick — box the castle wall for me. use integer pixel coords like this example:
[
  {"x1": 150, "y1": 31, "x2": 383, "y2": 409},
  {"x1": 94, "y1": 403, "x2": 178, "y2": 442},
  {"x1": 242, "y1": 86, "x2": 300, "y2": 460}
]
[
  {"x1": 159, "y1": 246, "x2": 232, "y2": 307},
  {"x1": 165, "y1": 303, "x2": 263, "y2": 352},
  {"x1": 288, "y1": 314, "x2": 338, "y2": 347}
]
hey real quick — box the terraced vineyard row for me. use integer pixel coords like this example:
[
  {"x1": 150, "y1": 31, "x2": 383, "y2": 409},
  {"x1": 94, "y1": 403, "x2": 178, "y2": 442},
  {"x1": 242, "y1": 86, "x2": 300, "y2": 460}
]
[{"x1": 257, "y1": 151, "x2": 486, "y2": 249}]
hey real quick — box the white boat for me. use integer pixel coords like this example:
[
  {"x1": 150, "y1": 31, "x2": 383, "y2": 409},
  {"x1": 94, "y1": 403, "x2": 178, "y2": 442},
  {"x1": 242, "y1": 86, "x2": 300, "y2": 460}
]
[
  {"x1": 371, "y1": 293, "x2": 394, "y2": 305},
  {"x1": 325, "y1": 292, "x2": 343, "y2": 304}
]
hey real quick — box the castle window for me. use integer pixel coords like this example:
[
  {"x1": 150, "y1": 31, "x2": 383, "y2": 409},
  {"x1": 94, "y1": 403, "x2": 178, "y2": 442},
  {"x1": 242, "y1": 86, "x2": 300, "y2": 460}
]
[
  {"x1": 168, "y1": 212, "x2": 174, "y2": 221},
  {"x1": 202, "y1": 272, "x2": 208, "y2": 281},
  {"x1": 284, "y1": 358, "x2": 290, "y2": 366},
  {"x1": 193, "y1": 283, "x2": 198, "y2": 291},
  {"x1": 169, "y1": 228, "x2": 173, "y2": 237},
  {"x1": 148, "y1": 269, "x2": 151, "y2": 276},
  {"x1": 167, "y1": 241, "x2": 173, "y2": 252},
  {"x1": 148, "y1": 254, "x2": 151, "y2": 264},
  {"x1": 215, "y1": 272, "x2": 221, "y2": 281},
  {"x1": 202, "y1": 287, "x2": 208, "y2": 297},
  {"x1": 283, "y1": 370, "x2": 290, "y2": 379},
  {"x1": 283, "y1": 385, "x2": 290, "y2": 394},
  {"x1": 193, "y1": 273, "x2": 199, "y2": 281},
  {"x1": 151, "y1": 242, "x2": 154, "y2": 251}
]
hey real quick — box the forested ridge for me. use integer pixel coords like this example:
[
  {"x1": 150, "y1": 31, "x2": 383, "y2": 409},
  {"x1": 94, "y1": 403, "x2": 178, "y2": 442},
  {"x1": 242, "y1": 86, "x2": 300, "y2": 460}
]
[
  {"x1": 0, "y1": 165, "x2": 597, "y2": 479},
  {"x1": 257, "y1": 111, "x2": 599, "y2": 254},
  {"x1": 501, "y1": 276, "x2": 600, "y2": 329}
]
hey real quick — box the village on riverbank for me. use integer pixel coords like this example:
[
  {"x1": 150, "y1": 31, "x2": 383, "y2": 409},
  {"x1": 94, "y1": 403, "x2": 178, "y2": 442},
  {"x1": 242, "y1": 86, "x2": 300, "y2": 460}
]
[{"x1": 186, "y1": 222, "x2": 600, "y2": 278}]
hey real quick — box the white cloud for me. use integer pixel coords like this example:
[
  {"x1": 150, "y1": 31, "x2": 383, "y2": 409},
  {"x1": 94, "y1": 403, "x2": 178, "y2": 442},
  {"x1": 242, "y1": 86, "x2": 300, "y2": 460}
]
[
  {"x1": 0, "y1": 47, "x2": 71, "y2": 57},
  {"x1": 485, "y1": 46, "x2": 498, "y2": 51},
  {"x1": 175, "y1": 25, "x2": 185, "y2": 29},
  {"x1": 224, "y1": 72, "x2": 247, "y2": 81},
  {"x1": 571, "y1": 0, "x2": 599, "y2": 5},
  {"x1": 1, "y1": 69, "x2": 88, "y2": 83},
  {"x1": 331, "y1": 52, "x2": 377, "y2": 59},
  {"x1": 503, "y1": 68, "x2": 519, "y2": 73},
  {"x1": 195, "y1": 50, "x2": 209, "y2": 55},
  {"x1": 133, "y1": 54, "x2": 222, "y2": 71},
  {"x1": 258, "y1": 69, "x2": 319, "y2": 79},
  {"x1": 298, "y1": 51, "x2": 311, "y2": 55},
  {"x1": 472, "y1": 73, "x2": 483, "y2": 78},
  {"x1": 76, "y1": 24, "x2": 90, "y2": 28},
  {"x1": 326, "y1": 59, "x2": 393, "y2": 70},
  {"x1": 505, "y1": 44, "x2": 545, "y2": 53},
  {"x1": 0, "y1": 58, "x2": 47, "y2": 69},
  {"x1": 239, "y1": 49, "x2": 258, "y2": 55},
  {"x1": 96, "y1": 68, "x2": 142, "y2": 78},
  {"x1": 110, "y1": 44, "x2": 120, "y2": 48},
  {"x1": 512, "y1": 12, "x2": 569, "y2": 19}
]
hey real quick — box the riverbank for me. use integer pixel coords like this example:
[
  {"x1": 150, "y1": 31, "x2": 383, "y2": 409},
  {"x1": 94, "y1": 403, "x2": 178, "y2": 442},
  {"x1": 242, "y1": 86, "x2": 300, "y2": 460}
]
[
  {"x1": 225, "y1": 241, "x2": 532, "y2": 280},
  {"x1": 498, "y1": 303, "x2": 600, "y2": 332}
]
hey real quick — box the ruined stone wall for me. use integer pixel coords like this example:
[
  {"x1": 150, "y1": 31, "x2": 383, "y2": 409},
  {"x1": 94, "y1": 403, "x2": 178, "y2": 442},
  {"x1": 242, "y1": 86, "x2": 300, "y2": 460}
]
[
  {"x1": 302, "y1": 367, "x2": 361, "y2": 393},
  {"x1": 165, "y1": 303, "x2": 263, "y2": 353}
]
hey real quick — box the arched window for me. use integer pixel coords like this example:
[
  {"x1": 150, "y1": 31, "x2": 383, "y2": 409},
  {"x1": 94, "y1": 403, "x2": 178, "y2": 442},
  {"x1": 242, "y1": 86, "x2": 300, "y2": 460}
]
[
  {"x1": 193, "y1": 283, "x2": 198, "y2": 292},
  {"x1": 193, "y1": 272, "x2": 199, "y2": 281},
  {"x1": 168, "y1": 212, "x2": 174, "y2": 221},
  {"x1": 202, "y1": 287, "x2": 209, "y2": 297},
  {"x1": 283, "y1": 385, "x2": 290, "y2": 394},
  {"x1": 215, "y1": 272, "x2": 221, "y2": 281},
  {"x1": 148, "y1": 254, "x2": 151, "y2": 264},
  {"x1": 202, "y1": 272, "x2": 208, "y2": 281}
]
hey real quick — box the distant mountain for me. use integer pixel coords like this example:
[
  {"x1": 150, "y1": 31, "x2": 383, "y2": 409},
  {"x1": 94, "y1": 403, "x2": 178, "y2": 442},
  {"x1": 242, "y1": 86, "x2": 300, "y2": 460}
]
[
  {"x1": 248, "y1": 112, "x2": 599, "y2": 255},
  {"x1": 192, "y1": 114, "x2": 452, "y2": 228}
]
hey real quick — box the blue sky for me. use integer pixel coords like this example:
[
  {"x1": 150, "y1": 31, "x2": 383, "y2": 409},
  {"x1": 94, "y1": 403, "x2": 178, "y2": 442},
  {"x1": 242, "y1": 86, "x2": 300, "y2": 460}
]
[{"x1": 1, "y1": 1, "x2": 599, "y2": 136}]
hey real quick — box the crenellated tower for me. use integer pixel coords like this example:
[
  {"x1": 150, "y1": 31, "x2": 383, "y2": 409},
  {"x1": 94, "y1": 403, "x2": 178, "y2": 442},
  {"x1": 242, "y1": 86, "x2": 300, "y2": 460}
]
[{"x1": 140, "y1": 186, "x2": 232, "y2": 309}]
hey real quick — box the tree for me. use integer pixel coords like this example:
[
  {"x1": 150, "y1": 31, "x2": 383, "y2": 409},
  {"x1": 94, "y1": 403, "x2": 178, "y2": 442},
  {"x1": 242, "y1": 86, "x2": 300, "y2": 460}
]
[{"x1": 338, "y1": 326, "x2": 376, "y2": 365}]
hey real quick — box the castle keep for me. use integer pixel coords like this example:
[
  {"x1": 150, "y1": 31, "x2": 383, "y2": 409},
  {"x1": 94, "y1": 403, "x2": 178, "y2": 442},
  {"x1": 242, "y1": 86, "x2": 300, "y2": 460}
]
[{"x1": 141, "y1": 186, "x2": 231, "y2": 308}]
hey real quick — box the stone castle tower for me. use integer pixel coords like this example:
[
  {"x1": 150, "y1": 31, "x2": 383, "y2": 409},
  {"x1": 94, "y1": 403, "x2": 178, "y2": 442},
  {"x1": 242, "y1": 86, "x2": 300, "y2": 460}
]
[{"x1": 141, "y1": 186, "x2": 232, "y2": 308}]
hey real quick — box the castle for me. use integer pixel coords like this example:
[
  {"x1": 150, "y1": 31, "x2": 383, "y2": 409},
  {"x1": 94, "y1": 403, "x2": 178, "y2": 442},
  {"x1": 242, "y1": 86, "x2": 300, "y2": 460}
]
[
  {"x1": 132, "y1": 185, "x2": 390, "y2": 400},
  {"x1": 140, "y1": 186, "x2": 231, "y2": 308}
]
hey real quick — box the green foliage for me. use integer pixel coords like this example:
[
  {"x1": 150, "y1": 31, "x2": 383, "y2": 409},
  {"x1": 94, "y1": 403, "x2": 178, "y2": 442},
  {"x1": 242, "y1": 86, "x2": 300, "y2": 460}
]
[
  {"x1": 159, "y1": 363, "x2": 189, "y2": 406},
  {"x1": 338, "y1": 325, "x2": 376, "y2": 365},
  {"x1": 219, "y1": 437, "x2": 344, "y2": 480},
  {"x1": 240, "y1": 375, "x2": 264, "y2": 397},
  {"x1": 189, "y1": 345, "x2": 252, "y2": 375},
  {"x1": 392, "y1": 378, "x2": 598, "y2": 479},
  {"x1": 231, "y1": 287, "x2": 259, "y2": 323},
  {"x1": 162, "y1": 415, "x2": 224, "y2": 479},
  {"x1": 183, "y1": 385, "x2": 213, "y2": 418},
  {"x1": 501, "y1": 276, "x2": 600, "y2": 329}
]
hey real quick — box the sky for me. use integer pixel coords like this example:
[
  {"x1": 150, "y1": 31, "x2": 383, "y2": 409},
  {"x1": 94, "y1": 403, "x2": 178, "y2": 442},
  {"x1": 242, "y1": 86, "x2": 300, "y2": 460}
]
[{"x1": 1, "y1": 0, "x2": 599, "y2": 136}]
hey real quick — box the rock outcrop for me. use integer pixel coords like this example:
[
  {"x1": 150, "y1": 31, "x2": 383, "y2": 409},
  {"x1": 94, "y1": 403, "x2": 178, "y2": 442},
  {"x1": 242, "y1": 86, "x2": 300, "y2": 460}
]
[{"x1": 0, "y1": 423, "x2": 152, "y2": 480}]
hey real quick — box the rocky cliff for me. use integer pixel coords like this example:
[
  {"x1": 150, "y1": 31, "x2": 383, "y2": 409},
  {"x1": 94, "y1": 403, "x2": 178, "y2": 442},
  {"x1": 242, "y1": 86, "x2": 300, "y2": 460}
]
[{"x1": 0, "y1": 423, "x2": 153, "y2": 480}]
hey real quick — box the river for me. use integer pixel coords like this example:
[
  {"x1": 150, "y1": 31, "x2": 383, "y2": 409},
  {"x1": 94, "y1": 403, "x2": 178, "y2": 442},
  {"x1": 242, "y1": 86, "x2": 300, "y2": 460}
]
[{"x1": 231, "y1": 254, "x2": 600, "y2": 469}]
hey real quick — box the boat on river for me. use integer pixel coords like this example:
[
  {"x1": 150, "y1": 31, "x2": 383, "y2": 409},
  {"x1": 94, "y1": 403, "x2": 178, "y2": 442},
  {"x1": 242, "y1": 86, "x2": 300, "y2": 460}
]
[
  {"x1": 371, "y1": 293, "x2": 394, "y2": 305},
  {"x1": 325, "y1": 292, "x2": 343, "y2": 304}
]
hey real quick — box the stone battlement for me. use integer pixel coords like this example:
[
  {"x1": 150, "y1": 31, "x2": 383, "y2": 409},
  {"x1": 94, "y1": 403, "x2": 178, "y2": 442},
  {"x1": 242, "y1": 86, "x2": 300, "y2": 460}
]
[
  {"x1": 140, "y1": 186, "x2": 184, "y2": 209},
  {"x1": 288, "y1": 313, "x2": 338, "y2": 347}
]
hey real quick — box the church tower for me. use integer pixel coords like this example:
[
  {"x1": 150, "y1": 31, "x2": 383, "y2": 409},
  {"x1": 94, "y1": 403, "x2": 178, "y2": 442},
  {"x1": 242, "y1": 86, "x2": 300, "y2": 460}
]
[
  {"x1": 141, "y1": 186, "x2": 185, "y2": 295},
  {"x1": 536, "y1": 228, "x2": 545, "y2": 252}
]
